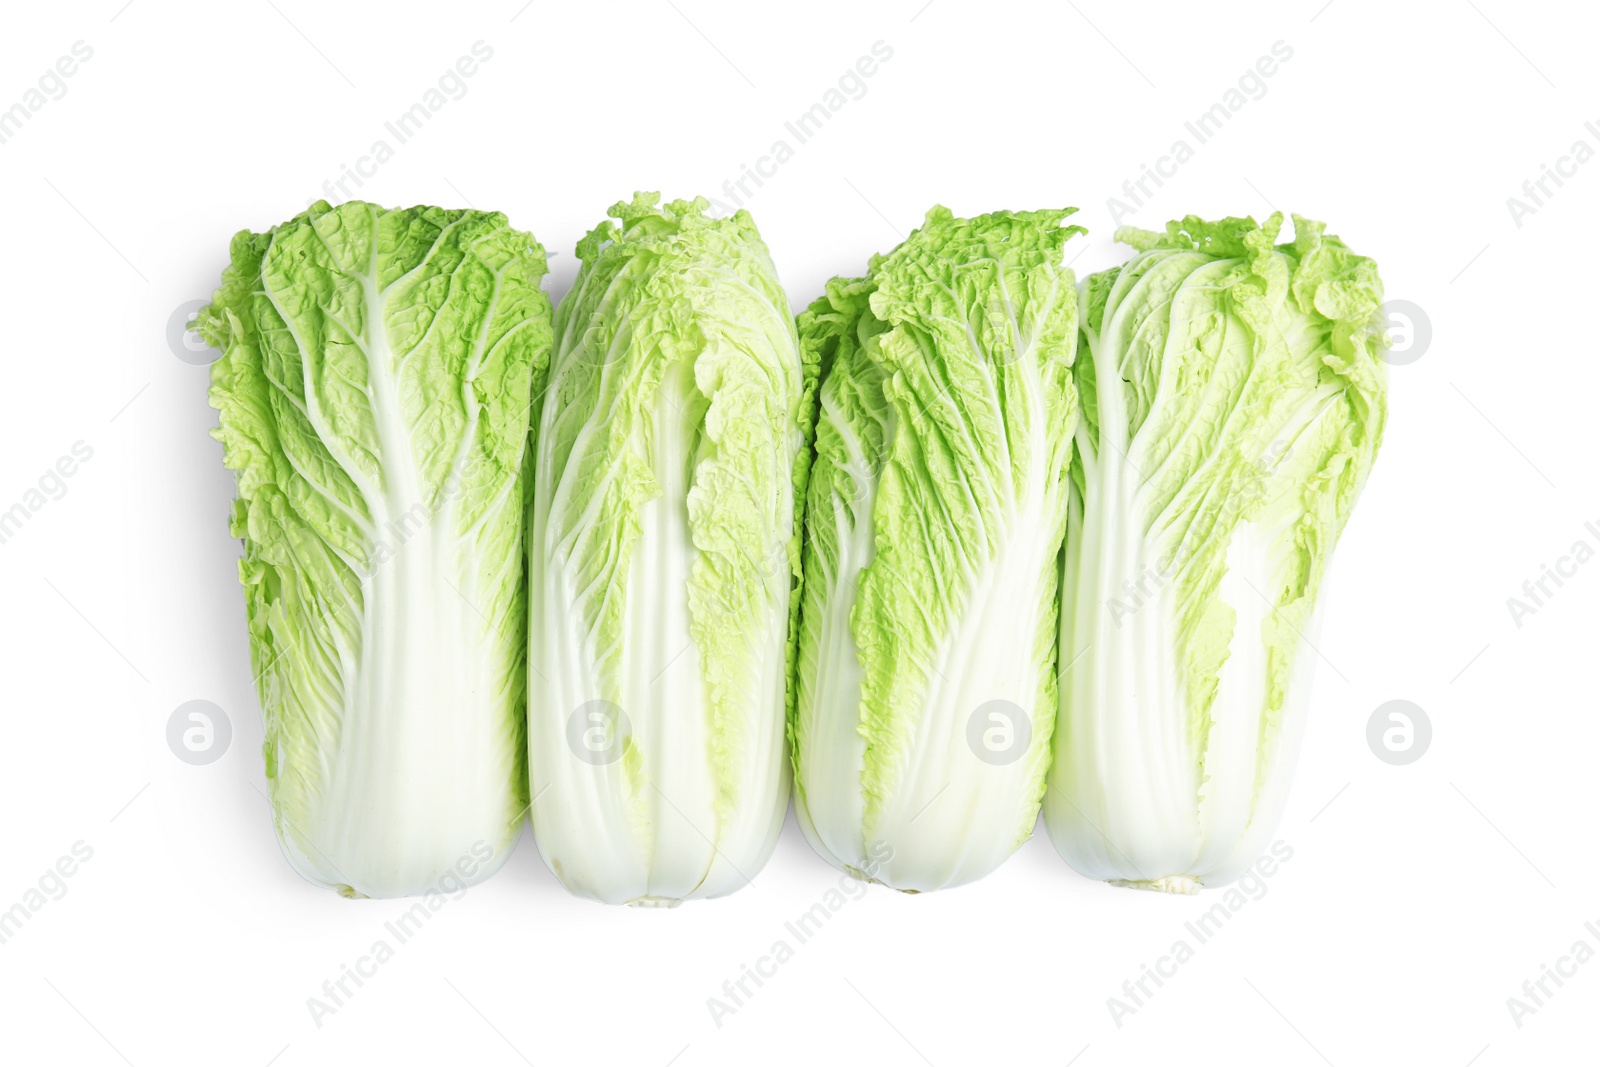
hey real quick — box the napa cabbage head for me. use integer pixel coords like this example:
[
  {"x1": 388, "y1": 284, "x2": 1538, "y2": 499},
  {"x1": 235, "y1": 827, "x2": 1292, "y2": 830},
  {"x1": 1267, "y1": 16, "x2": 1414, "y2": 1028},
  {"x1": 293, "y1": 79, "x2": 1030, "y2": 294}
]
[
  {"x1": 527, "y1": 193, "x2": 813, "y2": 906},
  {"x1": 200, "y1": 200, "x2": 552, "y2": 898},
  {"x1": 792, "y1": 206, "x2": 1084, "y2": 892},
  {"x1": 1044, "y1": 212, "x2": 1386, "y2": 892}
]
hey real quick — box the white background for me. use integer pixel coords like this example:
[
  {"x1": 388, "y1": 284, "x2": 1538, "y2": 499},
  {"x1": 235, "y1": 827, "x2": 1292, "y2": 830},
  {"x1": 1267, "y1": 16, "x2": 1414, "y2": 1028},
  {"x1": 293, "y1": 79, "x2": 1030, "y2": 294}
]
[{"x1": 0, "y1": 0, "x2": 1594, "y2": 1063}]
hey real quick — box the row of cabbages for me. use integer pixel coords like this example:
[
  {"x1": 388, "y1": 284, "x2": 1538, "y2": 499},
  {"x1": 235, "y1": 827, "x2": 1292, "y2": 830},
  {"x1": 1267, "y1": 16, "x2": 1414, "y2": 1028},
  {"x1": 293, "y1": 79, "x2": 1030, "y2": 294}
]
[{"x1": 200, "y1": 192, "x2": 1386, "y2": 903}]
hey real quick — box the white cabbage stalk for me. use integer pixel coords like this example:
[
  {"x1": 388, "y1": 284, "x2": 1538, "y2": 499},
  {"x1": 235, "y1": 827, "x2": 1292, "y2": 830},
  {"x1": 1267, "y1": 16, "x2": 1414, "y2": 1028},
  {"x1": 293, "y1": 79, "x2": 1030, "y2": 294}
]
[
  {"x1": 1045, "y1": 214, "x2": 1387, "y2": 892},
  {"x1": 202, "y1": 202, "x2": 550, "y2": 898},
  {"x1": 527, "y1": 194, "x2": 811, "y2": 905},
  {"x1": 793, "y1": 207, "x2": 1084, "y2": 892}
]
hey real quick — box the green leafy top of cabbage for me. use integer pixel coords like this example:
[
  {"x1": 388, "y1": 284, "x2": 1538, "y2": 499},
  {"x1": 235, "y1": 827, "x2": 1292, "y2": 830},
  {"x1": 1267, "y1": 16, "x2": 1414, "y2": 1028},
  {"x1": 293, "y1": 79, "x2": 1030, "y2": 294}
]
[
  {"x1": 538, "y1": 192, "x2": 813, "y2": 819},
  {"x1": 1080, "y1": 212, "x2": 1386, "y2": 764},
  {"x1": 795, "y1": 205, "x2": 1085, "y2": 843}
]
